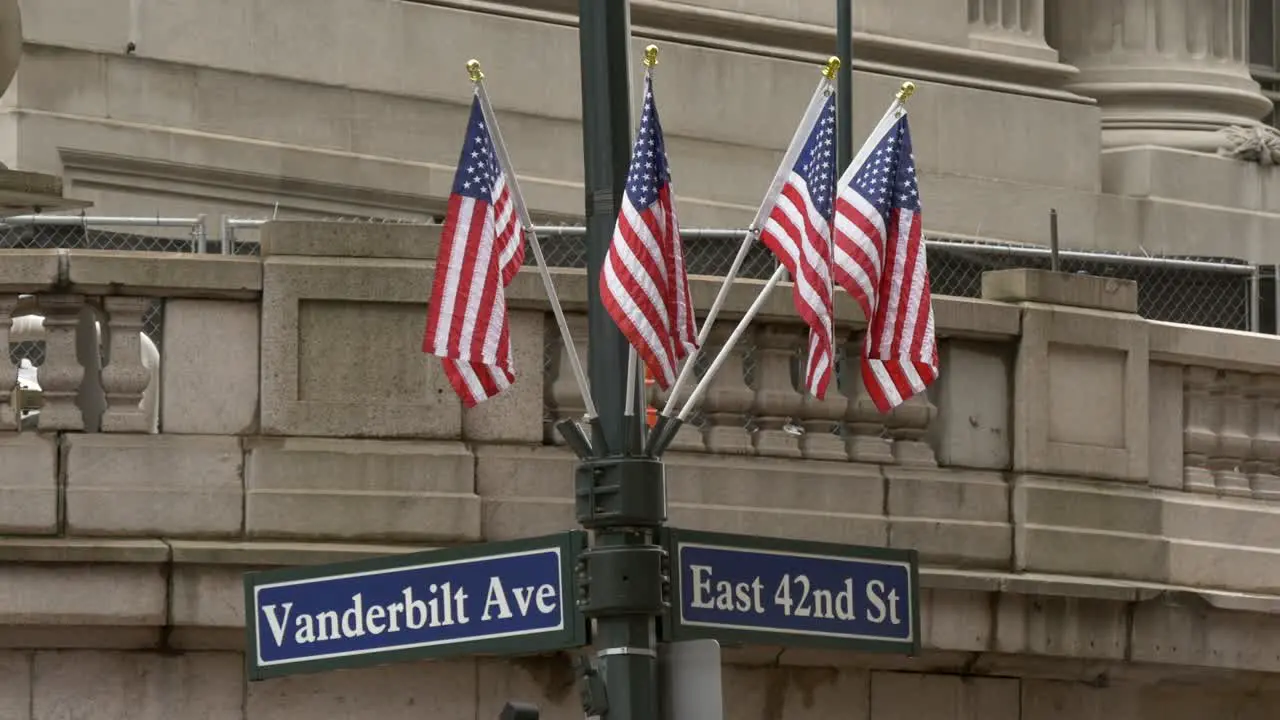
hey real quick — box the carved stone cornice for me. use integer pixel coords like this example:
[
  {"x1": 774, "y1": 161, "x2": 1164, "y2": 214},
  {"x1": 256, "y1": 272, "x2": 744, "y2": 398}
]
[{"x1": 414, "y1": 0, "x2": 1087, "y2": 103}]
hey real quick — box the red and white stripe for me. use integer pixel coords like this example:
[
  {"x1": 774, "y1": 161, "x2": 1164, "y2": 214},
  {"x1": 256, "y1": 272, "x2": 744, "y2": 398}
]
[
  {"x1": 832, "y1": 110, "x2": 937, "y2": 413},
  {"x1": 601, "y1": 186, "x2": 695, "y2": 388},
  {"x1": 424, "y1": 167, "x2": 525, "y2": 407},
  {"x1": 600, "y1": 74, "x2": 697, "y2": 390},
  {"x1": 760, "y1": 177, "x2": 836, "y2": 399}
]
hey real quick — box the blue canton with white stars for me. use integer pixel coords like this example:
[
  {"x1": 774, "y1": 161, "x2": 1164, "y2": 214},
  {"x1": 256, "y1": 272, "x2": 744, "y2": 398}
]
[
  {"x1": 795, "y1": 93, "x2": 838, "y2": 219},
  {"x1": 626, "y1": 76, "x2": 671, "y2": 211},
  {"x1": 849, "y1": 116, "x2": 921, "y2": 217},
  {"x1": 452, "y1": 97, "x2": 502, "y2": 200}
]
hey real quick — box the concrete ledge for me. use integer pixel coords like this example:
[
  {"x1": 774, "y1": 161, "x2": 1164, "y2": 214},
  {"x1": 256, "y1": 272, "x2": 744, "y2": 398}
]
[
  {"x1": 261, "y1": 220, "x2": 442, "y2": 259},
  {"x1": 981, "y1": 268, "x2": 1139, "y2": 313},
  {"x1": 66, "y1": 250, "x2": 262, "y2": 299},
  {"x1": 0, "y1": 250, "x2": 61, "y2": 292},
  {"x1": 255, "y1": 221, "x2": 1021, "y2": 340},
  {"x1": 168, "y1": 539, "x2": 433, "y2": 567},
  {"x1": 1150, "y1": 319, "x2": 1280, "y2": 372},
  {"x1": 0, "y1": 538, "x2": 169, "y2": 564}
]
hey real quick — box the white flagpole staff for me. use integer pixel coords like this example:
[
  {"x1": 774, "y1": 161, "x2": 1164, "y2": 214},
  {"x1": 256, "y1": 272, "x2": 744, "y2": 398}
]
[
  {"x1": 468, "y1": 59, "x2": 598, "y2": 456},
  {"x1": 645, "y1": 57, "x2": 841, "y2": 454},
  {"x1": 649, "y1": 80, "x2": 918, "y2": 458},
  {"x1": 652, "y1": 58, "x2": 840, "y2": 426}
]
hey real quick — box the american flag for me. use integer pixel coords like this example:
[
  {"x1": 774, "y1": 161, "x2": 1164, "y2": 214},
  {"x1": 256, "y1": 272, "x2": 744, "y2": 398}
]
[
  {"x1": 759, "y1": 93, "x2": 837, "y2": 399},
  {"x1": 832, "y1": 111, "x2": 937, "y2": 413},
  {"x1": 600, "y1": 74, "x2": 697, "y2": 389},
  {"x1": 422, "y1": 97, "x2": 526, "y2": 407}
]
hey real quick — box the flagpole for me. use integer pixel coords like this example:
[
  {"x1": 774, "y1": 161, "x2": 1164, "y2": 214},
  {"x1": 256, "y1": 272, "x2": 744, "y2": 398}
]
[
  {"x1": 620, "y1": 47, "x2": 656, "y2": 458},
  {"x1": 674, "y1": 264, "x2": 787, "y2": 424},
  {"x1": 650, "y1": 82, "x2": 916, "y2": 456},
  {"x1": 656, "y1": 58, "x2": 839, "y2": 421},
  {"x1": 620, "y1": 52, "x2": 649, "y2": 426},
  {"x1": 469, "y1": 61, "x2": 600, "y2": 429}
]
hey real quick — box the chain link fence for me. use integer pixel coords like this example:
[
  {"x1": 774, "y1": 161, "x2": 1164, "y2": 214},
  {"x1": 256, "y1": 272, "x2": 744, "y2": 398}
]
[
  {"x1": 524, "y1": 224, "x2": 1258, "y2": 332},
  {"x1": 0, "y1": 215, "x2": 209, "y2": 367},
  {"x1": 219, "y1": 218, "x2": 1259, "y2": 332},
  {"x1": 1, "y1": 213, "x2": 1262, "y2": 393}
]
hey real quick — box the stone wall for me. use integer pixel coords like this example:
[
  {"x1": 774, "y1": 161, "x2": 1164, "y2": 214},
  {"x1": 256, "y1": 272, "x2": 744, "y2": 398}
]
[
  {"x1": 1, "y1": 650, "x2": 1278, "y2": 720},
  {"x1": 4, "y1": 221, "x2": 1280, "y2": 716},
  {"x1": 4, "y1": 0, "x2": 1279, "y2": 261}
]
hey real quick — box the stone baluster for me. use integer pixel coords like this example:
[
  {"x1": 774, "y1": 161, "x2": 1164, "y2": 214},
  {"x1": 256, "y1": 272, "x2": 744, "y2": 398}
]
[
  {"x1": 700, "y1": 323, "x2": 755, "y2": 455},
  {"x1": 99, "y1": 297, "x2": 153, "y2": 432},
  {"x1": 1209, "y1": 371, "x2": 1254, "y2": 497},
  {"x1": 1245, "y1": 375, "x2": 1280, "y2": 501},
  {"x1": 0, "y1": 294, "x2": 16, "y2": 430},
  {"x1": 968, "y1": 0, "x2": 1057, "y2": 61},
  {"x1": 1050, "y1": 0, "x2": 1268, "y2": 152},
  {"x1": 543, "y1": 314, "x2": 588, "y2": 445},
  {"x1": 798, "y1": 340, "x2": 848, "y2": 461},
  {"x1": 842, "y1": 334, "x2": 893, "y2": 464},
  {"x1": 652, "y1": 359, "x2": 706, "y2": 453},
  {"x1": 35, "y1": 294, "x2": 86, "y2": 431},
  {"x1": 885, "y1": 387, "x2": 939, "y2": 467},
  {"x1": 1181, "y1": 366, "x2": 1218, "y2": 493},
  {"x1": 750, "y1": 323, "x2": 804, "y2": 458}
]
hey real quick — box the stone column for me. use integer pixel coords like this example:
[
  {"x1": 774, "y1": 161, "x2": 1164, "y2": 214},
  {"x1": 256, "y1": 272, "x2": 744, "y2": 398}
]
[
  {"x1": 35, "y1": 294, "x2": 85, "y2": 431},
  {"x1": 652, "y1": 365, "x2": 707, "y2": 454},
  {"x1": 886, "y1": 391, "x2": 939, "y2": 467},
  {"x1": 842, "y1": 334, "x2": 894, "y2": 464},
  {"x1": 1209, "y1": 370, "x2": 1253, "y2": 496},
  {"x1": 798, "y1": 344, "x2": 848, "y2": 462},
  {"x1": 700, "y1": 324, "x2": 755, "y2": 455},
  {"x1": 544, "y1": 314, "x2": 588, "y2": 446},
  {"x1": 969, "y1": 0, "x2": 1058, "y2": 61},
  {"x1": 1246, "y1": 375, "x2": 1280, "y2": 500},
  {"x1": 750, "y1": 324, "x2": 804, "y2": 458},
  {"x1": 1051, "y1": 0, "x2": 1271, "y2": 151},
  {"x1": 0, "y1": 294, "x2": 15, "y2": 430},
  {"x1": 1182, "y1": 365, "x2": 1219, "y2": 492},
  {"x1": 100, "y1": 297, "x2": 152, "y2": 432}
]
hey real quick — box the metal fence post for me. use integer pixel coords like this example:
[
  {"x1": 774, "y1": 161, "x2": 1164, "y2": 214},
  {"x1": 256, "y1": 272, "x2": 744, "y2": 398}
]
[
  {"x1": 194, "y1": 214, "x2": 208, "y2": 254},
  {"x1": 1252, "y1": 264, "x2": 1262, "y2": 333}
]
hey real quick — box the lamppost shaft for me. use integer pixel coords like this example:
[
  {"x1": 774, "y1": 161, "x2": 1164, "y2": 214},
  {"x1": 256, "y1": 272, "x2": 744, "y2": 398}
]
[
  {"x1": 836, "y1": 0, "x2": 854, "y2": 171},
  {"x1": 577, "y1": 3, "x2": 666, "y2": 720},
  {"x1": 580, "y1": 0, "x2": 639, "y2": 456}
]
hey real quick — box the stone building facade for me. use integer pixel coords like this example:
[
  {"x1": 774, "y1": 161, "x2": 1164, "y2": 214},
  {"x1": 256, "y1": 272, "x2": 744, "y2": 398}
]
[{"x1": 2, "y1": 1, "x2": 1280, "y2": 719}]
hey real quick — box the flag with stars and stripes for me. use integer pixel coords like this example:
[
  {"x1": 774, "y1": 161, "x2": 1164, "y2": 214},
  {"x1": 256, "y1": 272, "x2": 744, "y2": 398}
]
[
  {"x1": 600, "y1": 73, "x2": 698, "y2": 389},
  {"x1": 832, "y1": 108, "x2": 937, "y2": 413},
  {"x1": 758, "y1": 93, "x2": 838, "y2": 399},
  {"x1": 423, "y1": 96, "x2": 526, "y2": 407}
]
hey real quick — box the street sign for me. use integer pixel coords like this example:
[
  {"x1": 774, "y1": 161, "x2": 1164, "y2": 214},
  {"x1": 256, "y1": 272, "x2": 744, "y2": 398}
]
[
  {"x1": 662, "y1": 528, "x2": 919, "y2": 654},
  {"x1": 244, "y1": 531, "x2": 588, "y2": 680}
]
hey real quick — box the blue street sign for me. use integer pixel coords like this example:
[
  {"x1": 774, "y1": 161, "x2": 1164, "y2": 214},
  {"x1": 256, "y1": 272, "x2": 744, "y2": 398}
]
[
  {"x1": 661, "y1": 529, "x2": 919, "y2": 654},
  {"x1": 243, "y1": 532, "x2": 588, "y2": 680}
]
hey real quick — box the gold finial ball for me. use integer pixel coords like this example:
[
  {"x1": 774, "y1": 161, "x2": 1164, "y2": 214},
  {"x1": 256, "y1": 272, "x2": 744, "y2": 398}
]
[
  {"x1": 896, "y1": 81, "x2": 917, "y2": 102},
  {"x1": 822, "y1": 56, "x2": 841, "y2": 79},
  {"x1": 643, "y1": 44, "x2": 659, "y2": 68},
  {"x1": 466, "y1": 59, "x2": 484, "y2": 82}
]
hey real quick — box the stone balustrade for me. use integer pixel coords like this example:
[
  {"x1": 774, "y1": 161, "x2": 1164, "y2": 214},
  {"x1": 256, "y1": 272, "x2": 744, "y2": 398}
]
[{"x1": 4, "y1": 222, "x2": 1280, "y2": 683}]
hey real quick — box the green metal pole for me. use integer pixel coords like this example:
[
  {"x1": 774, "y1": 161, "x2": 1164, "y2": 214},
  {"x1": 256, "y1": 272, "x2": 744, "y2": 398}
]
[
  {"x1": 576, "y1": 2, "x2": 667, "y2": 720},
  {"x1": 836, "y1": 0, "x2": 853, "y2": 171},
  {"x1": 580, "y1": 0, "x2": 636, "y2": 454}
]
